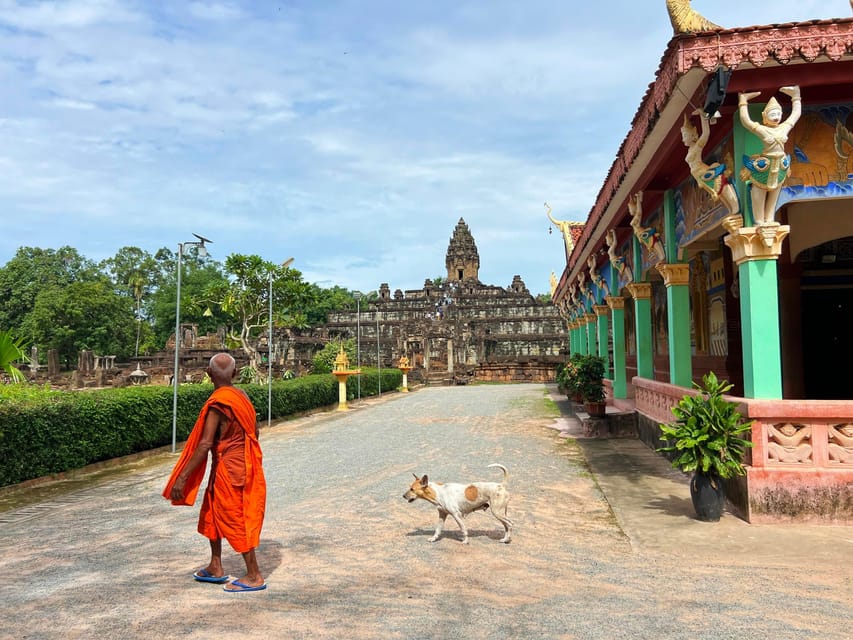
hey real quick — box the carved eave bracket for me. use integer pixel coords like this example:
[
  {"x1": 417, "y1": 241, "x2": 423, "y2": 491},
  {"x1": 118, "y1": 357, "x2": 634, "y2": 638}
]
[
  {"x1": 606, "y1": 295, "x2": 626, "y2": 311},
  {"x1": 593, "y1": 304, "x2": 609, "y2": 317},
  {"x1": 724, "y1": 224, "x2": 791, "y2": 266},
  {"x1": 655, "y1": 263, "x2": 690, "y2": 287},
  {"x1": 626, "y1": 282, "x2": 652, "y2": 301}
]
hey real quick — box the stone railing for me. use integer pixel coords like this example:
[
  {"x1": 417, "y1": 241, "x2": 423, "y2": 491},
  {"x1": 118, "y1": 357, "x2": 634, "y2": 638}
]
[{"x1": 632, "y1": 377, "x2": 853, "y2": 522}]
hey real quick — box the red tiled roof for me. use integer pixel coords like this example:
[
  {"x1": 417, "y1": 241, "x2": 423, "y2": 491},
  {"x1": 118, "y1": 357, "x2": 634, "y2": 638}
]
[{"x1": 568, "y1": 18, "x2": 853, "y2": 270}]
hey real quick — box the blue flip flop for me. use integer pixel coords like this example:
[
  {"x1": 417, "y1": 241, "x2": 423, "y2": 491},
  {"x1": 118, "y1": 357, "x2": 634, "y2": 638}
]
[
  {"x1": 223, "y1": 580, "x2": 267, "y2": 593},
  {"x1": 193, "y1": 569, "x2": 229, "y2": 584}
]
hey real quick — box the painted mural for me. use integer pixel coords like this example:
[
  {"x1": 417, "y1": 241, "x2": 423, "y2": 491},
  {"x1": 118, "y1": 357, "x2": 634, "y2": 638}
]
[
  {"x1": 778, "y1": 102, "x2": 853, "y2": 207},
  {"x1": 673, "y1": 132, "x2": 736, "y2": 249},
  {"x1": 708, "y1": 253, "x2": 728, "y2": 357}
]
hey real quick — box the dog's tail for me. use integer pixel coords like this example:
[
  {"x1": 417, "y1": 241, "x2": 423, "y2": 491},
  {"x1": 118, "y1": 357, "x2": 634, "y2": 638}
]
[{"x1": 488, "y1": 463, "x2": 508, "y2": 484}]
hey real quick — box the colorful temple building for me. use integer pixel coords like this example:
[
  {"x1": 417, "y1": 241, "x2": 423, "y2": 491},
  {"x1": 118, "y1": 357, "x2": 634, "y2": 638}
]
[{"x1": 551, "y1": 4, "x2": 853, "y2": 522}]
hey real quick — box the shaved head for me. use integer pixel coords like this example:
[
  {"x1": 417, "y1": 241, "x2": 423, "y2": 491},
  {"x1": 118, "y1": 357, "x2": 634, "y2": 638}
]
[{"x1": 208, "y1": 353, "x2": 236, "y2": 384}]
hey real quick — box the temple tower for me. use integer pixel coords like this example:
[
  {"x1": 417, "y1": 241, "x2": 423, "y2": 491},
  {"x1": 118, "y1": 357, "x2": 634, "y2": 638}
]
[{"x1": 445, "y1": 218, "x2": 480, "y2": 282}]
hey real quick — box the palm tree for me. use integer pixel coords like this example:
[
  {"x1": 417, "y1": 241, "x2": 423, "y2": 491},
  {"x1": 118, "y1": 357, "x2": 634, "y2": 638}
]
[{"x1": 0, "y1": 330, "x2": 28, "y2": 383}]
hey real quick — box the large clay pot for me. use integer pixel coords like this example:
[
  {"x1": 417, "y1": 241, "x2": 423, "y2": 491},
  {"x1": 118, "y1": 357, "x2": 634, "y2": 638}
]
[{"x1": 690, "y1": 472, "x2": 725, "y2": 522}]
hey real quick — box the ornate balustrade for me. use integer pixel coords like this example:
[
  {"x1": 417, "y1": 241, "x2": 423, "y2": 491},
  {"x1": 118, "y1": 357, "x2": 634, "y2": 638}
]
[{"x1": 631, "y1": 377, "x2": 853, "y2": 522}]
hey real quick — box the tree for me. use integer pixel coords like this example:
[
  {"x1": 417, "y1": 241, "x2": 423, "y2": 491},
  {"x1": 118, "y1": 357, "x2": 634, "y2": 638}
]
[
  {"x1": 303, "y1": 284, "x2": 357, "y2": 326},
  {"x1": 0, "y1": 246, "x2": 99, "y2": 332},
  {"x1": 21, "y1": 281, "x2": 137, "y2": 365},
  {"x1": 146, "y1": 247, "x2": 229, "y2": 349},
  {"x1": 312, "y1": 338, "x2": 357, "y2": 374},
  {"x1": 204, "y1": 255, "x2": 314, "y2": 378},
  {"x1": 0, "y1": 329, "x2": 28, "y2": 382},
  {"x1": 99, "y1": 246, "x2": 161, "y2": 357}
]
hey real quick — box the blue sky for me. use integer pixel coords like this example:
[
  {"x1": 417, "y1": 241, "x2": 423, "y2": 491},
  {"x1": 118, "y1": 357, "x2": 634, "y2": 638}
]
[{"x1": 0, "y1": 0, "x2": 843, "y2": 294}]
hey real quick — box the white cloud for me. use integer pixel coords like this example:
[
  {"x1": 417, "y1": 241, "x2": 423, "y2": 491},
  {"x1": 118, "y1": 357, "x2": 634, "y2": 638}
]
[{"x1": 0, "y1": 0, "x2": 847, "y2": 292}]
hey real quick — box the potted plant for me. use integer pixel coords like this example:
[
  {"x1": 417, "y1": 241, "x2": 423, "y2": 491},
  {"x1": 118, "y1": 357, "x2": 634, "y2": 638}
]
[
  {"x1": 577, "y1": 354, "x2": 606, "y2": 417},
  {"x1": 557, "y1": 353, "x2": 584, "y2": 402},
  {"x1": 657, "y1": 372, "x2": 753, "y2": 522}
]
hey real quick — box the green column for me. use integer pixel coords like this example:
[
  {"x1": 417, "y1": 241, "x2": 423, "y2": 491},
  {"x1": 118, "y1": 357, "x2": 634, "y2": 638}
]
[
  {"x1": 658, "y1": 264, "x2": 692, "y2": 387},
  {"x1": 628, "y1": 282, "x2": 653, "y2": 379},
  {"x1": 594, "y1": 305, "x2": 610, "y2": 379},
  {"x1": 607, "y1": 296, "x2": 627, "y2": 397},
  {"x1": 585, "y1": 313, "x2": 597, "y2": 357},
  {"x1": 724, "y1": 225, "x2": 789, "y2": 398},
  {"x1": 577, "y1": 316, "x2": 588, "y2": 355},
  {"x1": 740, "y1": 259, "x2": 782, "y2": 397}
]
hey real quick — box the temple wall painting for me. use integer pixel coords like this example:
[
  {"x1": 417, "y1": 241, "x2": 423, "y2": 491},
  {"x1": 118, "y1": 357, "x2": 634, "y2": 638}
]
[{"x1": 779, "y1": 101, "x2": 853, "y2": 207}]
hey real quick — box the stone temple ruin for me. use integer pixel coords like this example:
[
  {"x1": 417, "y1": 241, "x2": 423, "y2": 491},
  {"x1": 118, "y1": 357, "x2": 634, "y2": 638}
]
[
  {"x1": 293, "y1": 218, "x2": 568, "y2": 384},
  {"x1": 36, "y1": 219, "x2": 566, "y2": 388}
]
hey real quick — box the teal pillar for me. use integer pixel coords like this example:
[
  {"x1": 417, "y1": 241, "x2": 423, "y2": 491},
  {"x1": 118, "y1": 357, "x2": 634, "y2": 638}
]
[
  {"x1": 585, "y1": 313, "x2": 597, "y2": 357},
  {"x1": 607, "y1": 296, "x2": 627, "y2": 398},
  {"x1": 628, "y1": 282, "x2": 654, "y2": 379},
  {"x1": 659, "y1": 190, "x2": 692, "y2": 387},
  {"x1": 658, "y1": 264, "x2": 692, "y2": 387},
  {"x1": 726, "y1": 105, "x2": 789, "y2": 398},
  {"x1": 578, "y1": 316, "x2": 588, "y2": 355},
  {"x1": 724, "y1": 225, "x2": 789, "y2": 398},
  {"x1": 594, "y1": 305, "x2": 610, "y2": 379},
  {"x1": 568, "y1": 320, "x2": 576, "y2": 354},
  {"x1": 740, "y1": 260, "x2": 782, "y2": 397}
]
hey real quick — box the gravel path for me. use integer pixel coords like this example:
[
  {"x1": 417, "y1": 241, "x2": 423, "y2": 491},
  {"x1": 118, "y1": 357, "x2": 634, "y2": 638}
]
[{"x1": 0, "y1": 384, "x2": 849, "y2": 639}]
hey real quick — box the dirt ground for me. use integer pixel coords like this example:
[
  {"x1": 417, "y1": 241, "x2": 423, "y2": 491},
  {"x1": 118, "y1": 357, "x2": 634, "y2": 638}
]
[{"x1": 0, "y1": 384, "x2": 849, "y2": 639}]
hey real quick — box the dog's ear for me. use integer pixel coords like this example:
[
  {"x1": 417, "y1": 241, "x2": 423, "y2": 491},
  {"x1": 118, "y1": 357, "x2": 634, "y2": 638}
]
[{"x1": 420, "y1": 475, "x2": 429, "y2": 487}]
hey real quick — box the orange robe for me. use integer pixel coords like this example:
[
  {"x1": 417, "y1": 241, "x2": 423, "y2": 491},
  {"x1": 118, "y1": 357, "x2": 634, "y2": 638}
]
[{"x1": 162, "y1": 386, "x2": 266, "y2": 553}]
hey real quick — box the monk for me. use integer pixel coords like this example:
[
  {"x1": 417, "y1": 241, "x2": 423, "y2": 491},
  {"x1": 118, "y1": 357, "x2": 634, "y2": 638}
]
[{"x1": 162, "y1": 353, "x2": 267, "y2": 592}]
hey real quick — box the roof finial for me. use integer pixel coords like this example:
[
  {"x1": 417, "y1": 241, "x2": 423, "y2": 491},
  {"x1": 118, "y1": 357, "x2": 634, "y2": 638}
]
[{"x1": 666, "y1": 0, "x2": 722, "y2": 34}]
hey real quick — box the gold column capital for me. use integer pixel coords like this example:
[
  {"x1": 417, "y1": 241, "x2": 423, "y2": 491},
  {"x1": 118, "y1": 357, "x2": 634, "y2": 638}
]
[
  {"x1": 584, "y1": 313, "x2": 596, "y2": 325},
  {"x1": 724, "y1": 223, "x2": 790, "y2": 266},
  {"x1": 593, "y1": 304, "x2": 609, "y2": 317},
  {"x1": 655, "y1": 262, "x2": 690, "y2": 287},
  {"x1": 606, "y1": 295, "x2": 625, "y2": 311},
  {"x1": 626, "y1": 282, "x2": 652, "y2": 300}
]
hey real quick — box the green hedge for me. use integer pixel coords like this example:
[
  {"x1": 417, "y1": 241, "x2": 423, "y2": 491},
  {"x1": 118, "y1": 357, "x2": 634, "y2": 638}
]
[{"x1": 0, "y1": 368, "x2": 402, "y2": 488}]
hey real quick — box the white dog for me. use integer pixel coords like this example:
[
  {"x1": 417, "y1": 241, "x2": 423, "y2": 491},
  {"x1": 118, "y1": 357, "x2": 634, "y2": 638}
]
[{"x1": 403, "y1": 463, "x2": 512, "y2": 544}]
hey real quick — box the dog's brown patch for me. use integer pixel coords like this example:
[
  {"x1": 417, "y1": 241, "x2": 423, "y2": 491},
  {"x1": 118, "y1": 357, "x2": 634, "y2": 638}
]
[{"x1": 464, "y1": 485, "x2": 479, "y2": 501}]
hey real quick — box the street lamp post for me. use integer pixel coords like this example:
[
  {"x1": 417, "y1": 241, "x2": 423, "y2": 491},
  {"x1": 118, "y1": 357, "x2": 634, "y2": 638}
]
[
  {"x1": 268, "y1": 258, "x2": 294, "y2": 428},
  {"x1": 172, "y1": 233, "x2": 212, "y2": 454},
  {"x1": 376, "y1": 302, "x2": 381, "y2": 397},
  {"x1": 353, "y1": 291, "x2": 362, "y2": 400}
]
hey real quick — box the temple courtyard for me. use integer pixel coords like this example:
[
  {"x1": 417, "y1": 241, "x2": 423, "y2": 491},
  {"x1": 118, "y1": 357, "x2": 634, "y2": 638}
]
[{"x1": 0, "y1": 384, "x2": 849, "y2": 639}]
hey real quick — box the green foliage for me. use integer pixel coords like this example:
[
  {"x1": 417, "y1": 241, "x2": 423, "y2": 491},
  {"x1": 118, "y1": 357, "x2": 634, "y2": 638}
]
[
  {"x1": 312, "y1": 339, "x2": 357, "y2": 374},
  {"x1": 304, "y1": 284, "x2": 355, "y2": 325},
  {"x1": 556, "y1": 353, "x2": 584, "y2": 398},
  {"x1": 20, "y1": 280, "x2": 137, "y2": 364},
  {"x1": 577, "y1": 355, "x2": 606, "y2": 403},
  {"x1": 0, "y1": 329, "x2": 28, "y2": 383},
  {"x1": 0, "y1": 246, "x2": 99, "y2": 331},
  {"x1": 346, "y1": 368, "x2": 403, "y2": 399},
  {"x1": 657, "y1": 372, "x2": 754, "y2": 479},
  {"x1": 0, "y1": 372, "x2": 401, "y2": 487},
  {"x1": 146, "y1": 246, "x2": 228, "y2": 348},
  {"x1": 238, "y1": 365, "x2": 258, "y2": 384},
  {"x1": 558, "y1": 354, "x2": 604, "y2": 402}
]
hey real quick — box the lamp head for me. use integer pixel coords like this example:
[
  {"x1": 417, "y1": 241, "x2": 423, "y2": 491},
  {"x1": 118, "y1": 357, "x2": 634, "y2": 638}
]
[{"x1": 191, "y1": 233, "x2": 211, "y2": 257}]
